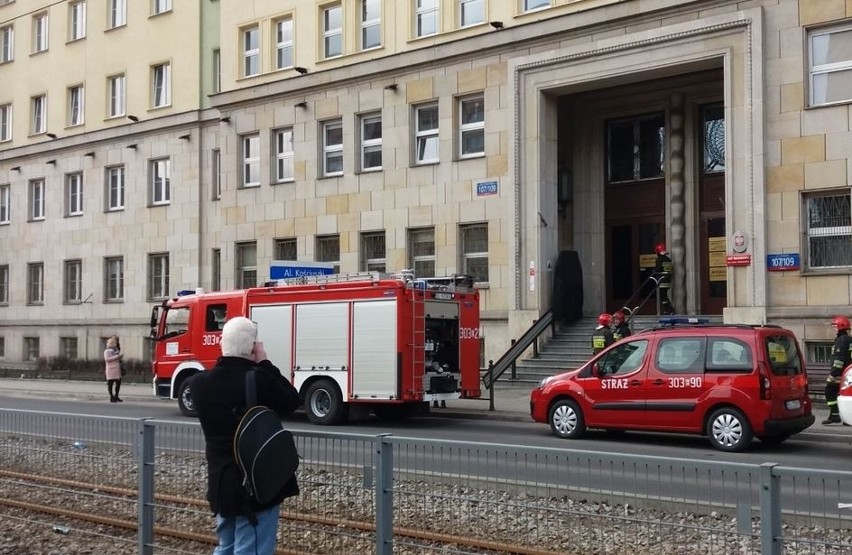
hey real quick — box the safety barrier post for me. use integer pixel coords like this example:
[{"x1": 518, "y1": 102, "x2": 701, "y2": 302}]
[
  {"x1": 375, "y1": 434, "x2": 394, "y2": 555},
  {"x1": 759, "y1": 463, "x2": 782, "y2": 555},
  {"x1": 137, "y1": 419, "x2": 155, "y2": 555},
  {"x1": 487, "y1": 360, "x2": 495, "y2": 411},
  {"x1": 532, "y1": 321, "x2": 539, "y2": 358}
]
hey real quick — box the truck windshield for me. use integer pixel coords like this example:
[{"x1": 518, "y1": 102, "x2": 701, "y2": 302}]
[{"x1": 162, "y1": 307, "x2": 190, "y2": 339}]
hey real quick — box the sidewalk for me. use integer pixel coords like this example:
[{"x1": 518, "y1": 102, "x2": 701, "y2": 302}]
[{"x1": 0, "y1": 377, "x2": 850, "y2": 443}]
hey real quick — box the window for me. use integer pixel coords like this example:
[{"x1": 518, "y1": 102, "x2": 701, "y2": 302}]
[
  {"x1": 765, "y1": 335, "x2": 804, "y2": 376},
  {"x1": 655, "y1": 337, "x2": 705, "y2": 374},
  {"x1": 599, "y1": 340, "x2": 649, "y2": 376},
  {"x1": 152, "y1": 0, "x2": 171, "y2": 15},
  {"x1": 414, "y1": 103, "x2": 439, "y2": 164},
  {"x1": 150, "y1": 158, "x2": 170, "y2": 205},
  {"x1": 360, "y1": 113, "x2": 382, "y2": 171},
  {"x1": 27, "y1": 262, "x2": 44, "y2": 304},
  {"x1": 212, "y1": 149, "x2": 221, "y2": 199},
  {"x1": 104, "y1": 256, "x2": 124, "y2": 301},
  {"x1": 415, "y1": 0, "x2": 438, "y2": 38},
  {"x1": 360, "y1": 231, "x2": 386, "y2": 272},
  {"x1": 459, "y1": 0, "x2": 483, "y2": 27},
  {"x1": 808, "y1": 24, "x2": 852, "y2": 107},
  {"x1": 525, "y1": 0, "x2": 550, "y2": 10},
  {"x1": 60, "y1": 337, "x2": 78, "y2": 359},
  {"x1": 29, "y1": 179, "x2": 45, "y2": 221},
  {"x1": 361, "y1": 0, "x2": 380, "y2": 50},
  {"x1": 458, "y1": 95, "x2": 484, "y2": 158},
  {"x1": 33, "y1": 13, "x2": 48, "y2": 53},
  {"x1": 212, "y1": 248, "x2": 221, "y2": 291},
  {"x1": 69, "y1": 1, "x2": 86, "y2": 41},
  {"x1": 316, "y1": 235, "x2": 340, "y2": 273},
  {"x1": 65, "y1": 172, "x2": 84, "y2": 216},
  {"x1": 607, "y1": 113, "x2": 665, "y2": 183},
  {"x1": 23, "y1": 337, "x2": 39, "y2": 361},
  {"x1": 0, "y1": 183, "x2": 9, "y2": 224},
  {"x1": 803, "y1": 191, "x2": 852, "y2": 269},
  {"x1": 108, "y1": 74, "x2": 125, "y2": 118},
  {"x1": 323, "y1": 3, "x2": 342, "y2": 59},
  {"x1": 241, "y1": 133, "x2": 260, "y2": 187},
  {"x1": 31, "y1": 94, "x2": 46, "y2": 135},
  {"x1": 0, "y1": 24, "x2": 12, "y2": 63},
  {"x1": 109, "y1": 0, "x2": 126, "y2": 28},
  {"x1": 205, "y1": 304, "x2": 227, "y2": 332},
  {"x1": 236, "y1": 242, "x2": 257, "y2": 289},
  {"x1": 148, "y1": 253, "x2": 170, "y2": 300},
  {"x1": 322, "y1": 119, "x2": 343, "y2": 177},
  {"x1": 0, "y1": 337, "x2": 3, "y2": 359},
  {"x1": 0, "y1": 265, "x2": 8, "y2": 304},
  {"x1": 706, "y1": 338, "x2": 753, "y2": 372},
  {"x1": 0, "y1": 104, "x2": 10, "y2": 141},
  {"x1": 701, "y1": 104, "x2": 725, "y2": 174},
  {"x1": 273, "y1": 128, "x2": 294, "y2": 182},
  {"x1": 152, "y1": 62, "x2": 171, "y2": 107},
  {"x1": 68, "y1": 85, "x2": 84, "y2": 126},
  {"x1": 64, "y1": 259, "x2": 82, "y2": 303},
  {"x1": 274, "y1": 238, "x2": 297, "y2": 260},
  {"x1": 242, "y1": 26, "x2": 259, "y2": 77},
  {"x1": 460, "y1": 223, "x2": 488, "y2": 282},
  {"x1": 274, "y1": 17, "x2": 293, "y2": 70},
  {"x1": 408, "y1": 227, "x2": 435, "y2": 277},
  {"x1": 106, "y1": 166, "x2": 125, "y2": 210},
  {"x1": 212, "y1": 48, "x2": 221, "y2": 92}
]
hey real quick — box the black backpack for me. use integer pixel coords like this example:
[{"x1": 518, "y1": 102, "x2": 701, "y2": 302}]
[{"x1": 233, "y1": 370, "x2": 300, "y2": 506}]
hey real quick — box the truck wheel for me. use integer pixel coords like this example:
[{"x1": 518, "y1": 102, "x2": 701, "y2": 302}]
[
  {"x1": 707, "y1": 407, "x2": 753, "y2": 452},
  {"x1": 177, "y1": 377, "x2": 198, "y2": 418},
  {"x1": 305, "y1": 380, "x2": 348, "y2": 425},
  {"x1": 549, "y1": 399, "x2": 585, "y2": 439}
]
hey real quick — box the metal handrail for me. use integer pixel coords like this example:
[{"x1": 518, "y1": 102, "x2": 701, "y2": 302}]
[
  {"x1": 482, "y1": 309, "x2": 554, "y2": 389},
  {"x1": 618, "y1": 273, "x2": 667, "y2": 324}
]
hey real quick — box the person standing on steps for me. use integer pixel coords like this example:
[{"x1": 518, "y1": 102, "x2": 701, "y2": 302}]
[
  {"x1": 824, "y1": 315, "x2": 852, "y2": 425},
  {"x1": 591, "y1": 313, "x2": 614, "y2": 355},
  {"x1": 654, "y1": 243, "x2": 676, "y2": 315},
  {"x1": 103, "y1": 335, "x2": 123, "y2": 403}
]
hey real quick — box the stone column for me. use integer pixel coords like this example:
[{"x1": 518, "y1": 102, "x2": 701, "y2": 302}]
[{"x1": 669, "y1": 93, "x2": 687, "y2": 314}]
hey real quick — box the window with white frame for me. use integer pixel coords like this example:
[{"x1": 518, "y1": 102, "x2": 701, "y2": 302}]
[
  {"x1": 241, "y1": 133, "x2": 260, "y2": 187},
  {"x1": 322, "y1": 119, "x2": 343, "y2": 176},
  {"x1": 152, "y1": 62, "x2": 171, "y2": 107},
  {"x1": 524, "y1": 0, "x2": 550, "y2": 10},
  {"x1": 109, "y1": 0, "x2": 126, "y2": 28},
  {"x1": 148, "y1": 252, "x2": 170, "y2": 300},
  {"x1": 415, "y1": 0, "x2": 438, "y2": 38},
  {"x1": 458, "y1": 95, "x2": 484, "y2": 158},
  {"x1": 0, "y1": 264, "x2": 8, "y2": 304},
  {"x1": 236, "y1": 242, "x2": 257, "y2": 289},
  {"x1": 65, "y1": 172, "x2": 83, "y2": 216},
  {"x1": 459, "y1": 0, "x2": 483, "y2": 27},
  {"x1": 803, "y1": 191, "x2": 852, "y2": 269},
  {"x1": 274, "y1": 238, "x2": 297, "y2": 260},
  {"x1": 408, "y1": 227, "x2": 435, "y2": 277},
  {"x1": 27, "y1": 262, "x2": 44, "y2": 304},
  {"x1": 68, "y1": 85, "x2": 84, "y2": 126},
  {"x1": 104, "y1": 256, "x2": 124, "y2": 301},
  {"x1": 316, "y1": 235, "x2": 340, "y2": 273},
  {"x1": 242, "y1": 25, "x2": 259, "y2": 77},
  {"x1": 64, "y1": 259, "x2": 82, "y2": 303},
  {"x1": 808, "y1": 24, "x2": 852, "y2": 107},
  {"x1": 274, "y1": 17, "x2": 293, "y2": 69},
  {"x1": 106, "y1": 166, "x2": 125, "y2": 210},
  {"x1": 32, "y1": 13, "x2": 48, "y2": 53},
  {"x1": 29, "y1": 179, "x2": 45, "y2": 221},
  {"x1": 212, "y1": 48, "x2": 221, "y2": 93},
  {"x1": 150, "y1": 158, "x2": 170, "y2": 205},
  {"x1": 211, "y1": 248, "x2": 221, "y2": 291},
  {"x1": 108, "y1": 74, "x2": 125, "y2": 117},
  {"x1": 460, "y1": 223, "x2": 489, "y2": 282},
  {"x1": 360, "y1": 113, "x2": 382, "y2": 171},
  {"x1": 31, "y1": 94, "x2": 46, "y2": 134},
  {"x1": 273, "y1": 128, "x2": 294, "y2": 182},
  {"x1": 212, "y1": 148, "x2": 221, "y2": 199},
  {"x1": 323, "y1": 3, "x2": 342, "y2": 59},
  {"x1": 361, "y1": 0, "x2": 380, "y2": 50},
  {"x1": 60, "y1": 337, "x2": 78, "y2": 358},
  {"x1": 360, "y1": 231, "x2": 386, "y2": 272},
  {"x1": 0, "y1": 24, "x2": 12, "y2": 63},
  {"x1": 0, "y1": 183, "x2": 9, "y2": 224},
  {"x1": 152, "y1": 0, "x2": 171, "y2": 15},
  {"x1": 414, "y1": 103, "x2": 439, "y2": 164},
  {"x1": 0, "y1": 104, "x2": 9, "y2": 142},
  {"x1": 23, "y1": 337, "x2": 39, "y2": 361},
  {"x1": 69, "y1": 1, "x2": 86, "y2": 41}
]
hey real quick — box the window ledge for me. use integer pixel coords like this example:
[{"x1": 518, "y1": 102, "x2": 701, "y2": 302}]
[{"x1": 473, "y1": 282, "x2": 490, "y2": 290}]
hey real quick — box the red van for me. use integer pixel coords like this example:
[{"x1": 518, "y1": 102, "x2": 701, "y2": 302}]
[{"x1": 530, "y1": 321, "x2": 815, "y2": 451}]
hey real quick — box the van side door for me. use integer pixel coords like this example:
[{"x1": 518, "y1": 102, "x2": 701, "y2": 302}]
[
  {"x1": 582, "y1": 339, "x2": 649, "y2": 429},
  {"x1": 644, "y1": 335, "x2": 709, "y2": 431}
]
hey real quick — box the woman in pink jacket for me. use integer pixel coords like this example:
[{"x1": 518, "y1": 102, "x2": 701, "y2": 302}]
[{"x1": 104, "y1": 335, "x2": 123, "y2": 403}]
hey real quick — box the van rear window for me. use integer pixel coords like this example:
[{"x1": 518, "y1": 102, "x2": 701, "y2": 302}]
[{"x1": 764, "y1": 335, "x2": 803, "y2": 376}]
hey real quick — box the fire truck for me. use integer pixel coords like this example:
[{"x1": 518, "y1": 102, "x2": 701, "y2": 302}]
[{"x1": 149, "y1": 271, "x2": 482, "y2": 424}]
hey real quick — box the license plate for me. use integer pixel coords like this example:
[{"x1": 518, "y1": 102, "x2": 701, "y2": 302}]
[{"x1": 785, "y1": 399, "x2": 801, "y2": 410}]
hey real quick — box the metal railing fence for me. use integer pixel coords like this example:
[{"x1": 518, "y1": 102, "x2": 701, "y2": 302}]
[{"x1": 0, "y1": 409, "x2": 850, "y2": 554}]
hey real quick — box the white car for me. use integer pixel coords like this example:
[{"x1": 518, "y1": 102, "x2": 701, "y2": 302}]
[{"x1": 838, "y1": 365, "x2": 852, "y2": 426}]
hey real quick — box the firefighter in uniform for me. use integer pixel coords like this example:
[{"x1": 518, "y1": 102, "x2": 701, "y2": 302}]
[
  {"x1": 591, "y1": 313, "x2": 614, "y2": 355},
  {"x1": 612, "y1": 311, "x2": 631, "y2": 341},
  {"x1": 654, "y1": 243, "x2": 676, "y2": 315},
  {"x1": 824, "y1": 315, "x2": 852, "y2": 425}
]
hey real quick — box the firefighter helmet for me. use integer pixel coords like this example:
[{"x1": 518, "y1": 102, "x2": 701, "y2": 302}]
[
  {"x1": 832, "y1": 315, "x2": 850, "y2": 331},
  {"x1": 655, "y1": 243, "x2": 668, "y2": 255},
  {"x1": 612, "y1": 311, "x2": 625, "y2": 324},
  {"x1": 598, "y1": 313, "x2": 612, "y2": 326}
]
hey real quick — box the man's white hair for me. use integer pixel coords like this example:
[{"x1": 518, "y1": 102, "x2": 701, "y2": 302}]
[{"x1": 220, "y1": 317, "x2": 257, "y2": 358}]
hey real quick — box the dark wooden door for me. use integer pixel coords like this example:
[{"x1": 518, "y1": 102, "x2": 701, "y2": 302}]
[{"x1": 698, "y1": 103, "x2": 727, "y2": 315}]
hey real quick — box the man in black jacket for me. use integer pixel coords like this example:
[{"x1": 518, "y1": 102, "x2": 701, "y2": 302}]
[{"x1": 193, "y1": 316, "x2": 300, "y2": 555}]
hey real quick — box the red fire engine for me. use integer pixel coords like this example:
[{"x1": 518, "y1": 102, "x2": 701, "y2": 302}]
[{"x1": 149, "y1": 271, "x2": 482, "y2": 424}]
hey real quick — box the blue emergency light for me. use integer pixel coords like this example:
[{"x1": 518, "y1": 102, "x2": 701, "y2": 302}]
[{"x1": 658, "y1": 317, "x2": 709, "y2": 326}]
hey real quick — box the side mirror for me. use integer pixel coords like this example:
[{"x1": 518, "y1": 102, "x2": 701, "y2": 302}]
[{"x1": 592, "y1": 362, "x2": 602, "y2": 377}]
